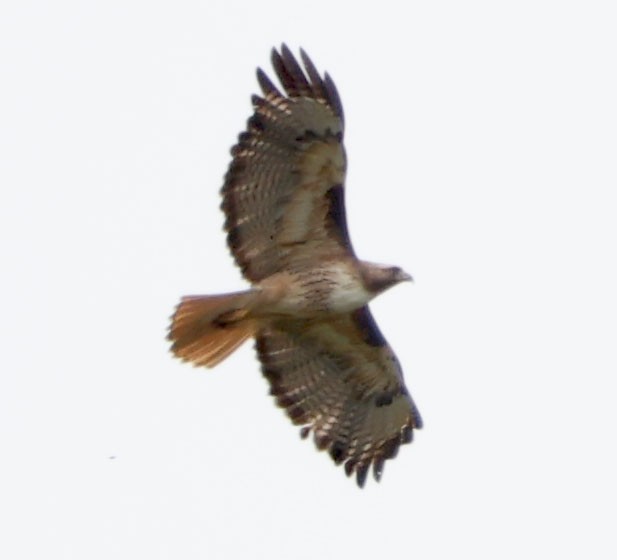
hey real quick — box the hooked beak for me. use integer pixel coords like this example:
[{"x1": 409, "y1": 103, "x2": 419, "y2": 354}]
[{"x1": 397, "y1": 269, "x2": 414, "y2": 283}]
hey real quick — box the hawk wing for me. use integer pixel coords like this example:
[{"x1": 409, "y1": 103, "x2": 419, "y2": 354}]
[
  {"x1": 256, "y1": 306, "x2": 423, "y2": 487},
  {"x1": 222, "y1": 44, "x2": 351, "y2": 282}
]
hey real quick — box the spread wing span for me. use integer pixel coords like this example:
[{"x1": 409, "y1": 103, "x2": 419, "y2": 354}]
[{"x1": 169, "y1": 45, "x2": 422, "y2": 488}]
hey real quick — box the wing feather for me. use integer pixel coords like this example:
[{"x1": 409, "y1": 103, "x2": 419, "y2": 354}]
[
  {"x1": 299, "y1": 49, "x2": 331, "y2": 111},
  {"x1": 256, "y1": 68, "x2": 283, "y2": 99},
  {"x1": 276, "y1": 44, "x2": 313, "y2": 97},
  {"x1": 255, "y1": 306, "x2": 422, "y2": 487},
  {"x1": 222, "y1": 45, "x2": 350, "y2": 282}
]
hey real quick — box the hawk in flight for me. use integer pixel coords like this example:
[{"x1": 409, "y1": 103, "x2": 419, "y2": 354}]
[{"x1": 169, "y1": 45, "x2": 422, "y2": 487}]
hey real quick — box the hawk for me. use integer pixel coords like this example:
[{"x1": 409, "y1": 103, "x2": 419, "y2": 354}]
[{"x1": 169, "y1": 45, "x2": 422, "y2": 487}]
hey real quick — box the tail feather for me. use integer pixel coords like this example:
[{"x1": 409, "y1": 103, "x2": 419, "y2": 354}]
[{"x1": 168, "y1": 291, "x2": 258, "y2": 368}]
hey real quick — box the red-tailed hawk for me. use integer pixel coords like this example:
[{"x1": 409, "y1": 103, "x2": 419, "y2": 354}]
[{"x1": 169, "y1": 45, "x2": 422, "y2": 487}]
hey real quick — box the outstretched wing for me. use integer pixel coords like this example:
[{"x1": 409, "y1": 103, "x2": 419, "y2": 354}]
[
  {"x1": 255, "y1": 306, "x2": 422, "y2": 487},
  {"x1": 222, "y1": 44, "x2": 352, "y2": 283}
]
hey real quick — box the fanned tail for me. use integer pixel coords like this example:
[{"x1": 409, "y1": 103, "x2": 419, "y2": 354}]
[{"x1": 168, "y1": 291, "x2": 258, "y2": 368}]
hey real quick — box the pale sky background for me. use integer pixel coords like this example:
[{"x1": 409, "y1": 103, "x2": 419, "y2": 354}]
[{"x1": 1, "y1": 1, "x2": 616, "y2": 559}]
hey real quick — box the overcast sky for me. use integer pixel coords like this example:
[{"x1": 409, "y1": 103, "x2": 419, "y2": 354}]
[{"x1": 1, "y1": 1, "x2": 616, "y2": 558}]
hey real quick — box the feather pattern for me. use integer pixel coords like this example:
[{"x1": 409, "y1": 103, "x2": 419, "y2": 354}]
[
  {"x1": 256, "y1": 307, "x2": 422, "y2": 487},
  {"x1": 222, "y1": 45, "x2": 348, "y2": 282}
]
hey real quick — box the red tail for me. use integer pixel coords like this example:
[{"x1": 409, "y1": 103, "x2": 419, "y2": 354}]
[{"x1": 168, "y1": 291, "x2": 258, "y2": 368}]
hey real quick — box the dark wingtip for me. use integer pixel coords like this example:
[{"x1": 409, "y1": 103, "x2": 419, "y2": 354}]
[
  {"x1": 261, "y1": 45, "x2": 344, "y2": 126},
  {"x1": 355, "y1": 463, "x2": 369, "y2": 488},
  {"x1": 329, "y1": 441, "x2": 347, "y2": 465},
  {"x1": 256, "y1": 67, "x2": 281, "y2": 97},
  {"x1": 373, "y1": 457, "x2": 385, "y2": 482},
  {"x1": 298, "y1": 47, "x2": 312, "y2": 67},
  {"x1": 323, "y1": 72, "x2": 344, "y2": 123},
  {"x1": 270, "y1": 46, "x2": 284, "y2": 71},
  {"x1": 412, "y1": 404, "x2": 424, "y2": 430},
  {"x1": 280, "y1": 42, "x2": 293, "y2": 61},
  {"x1": 401, "y1": 424, "x2": 414, "y2": 444}
]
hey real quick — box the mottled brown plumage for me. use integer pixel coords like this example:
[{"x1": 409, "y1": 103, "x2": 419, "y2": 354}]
[{"x1": 169, "y1": 45, "x2": 422, "y2": 487}]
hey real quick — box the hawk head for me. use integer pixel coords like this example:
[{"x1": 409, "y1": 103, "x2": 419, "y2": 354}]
[{"x1": 360, "y1": 263, "x2": 413, "y2": 296}]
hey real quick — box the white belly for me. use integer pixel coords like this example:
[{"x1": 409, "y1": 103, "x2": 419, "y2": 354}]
[
  {"x1": 258, "y1": 264, "x2": 373, "y2": 316},
  {"x1": 325, "y1": 266, "x2": 372, "y2": 312}
]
